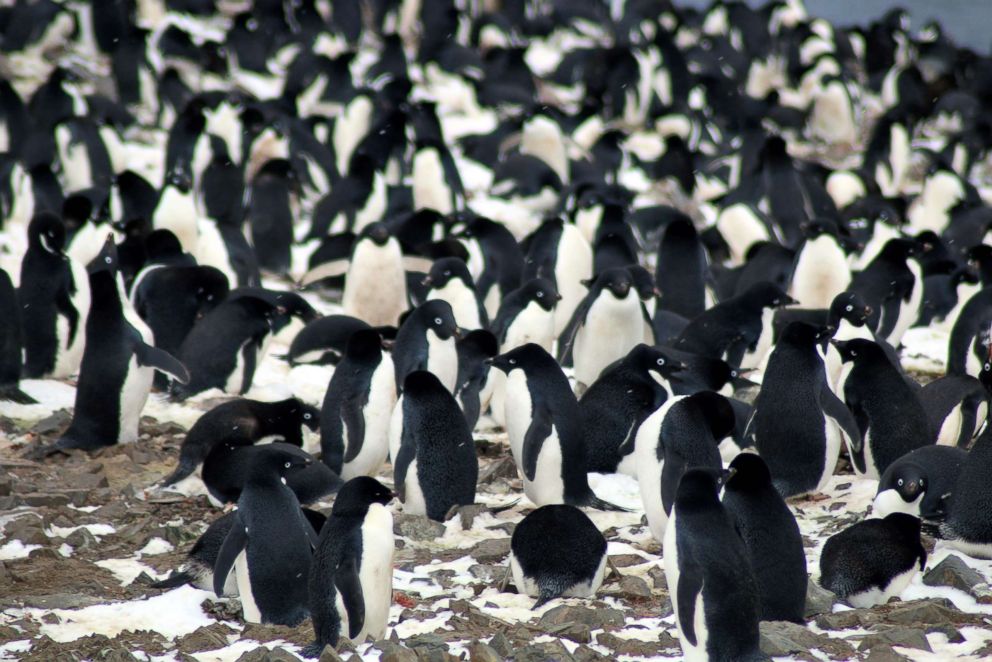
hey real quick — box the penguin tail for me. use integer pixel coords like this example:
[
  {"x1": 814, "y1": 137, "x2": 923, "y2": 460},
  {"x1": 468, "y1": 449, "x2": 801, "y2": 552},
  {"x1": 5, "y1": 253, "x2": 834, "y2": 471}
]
[
  {"x1": 150, "y1": 570, "x2": 195, "y2": 589},
  {"x1": 160, "y1": 457, "x2": 197, "y2": 487},
  {"x1": 582, "y1": 494, "x2": 631, "y2": 512},
  {"x1": 300, "y1": 643, "x2": 324, "y2": 659},
  {"x1": 0, "y1": 385, "x2": 37, "y2": 405},
  {"x1": 532, "y1": 590, "x2": 558, "y2": 610}
]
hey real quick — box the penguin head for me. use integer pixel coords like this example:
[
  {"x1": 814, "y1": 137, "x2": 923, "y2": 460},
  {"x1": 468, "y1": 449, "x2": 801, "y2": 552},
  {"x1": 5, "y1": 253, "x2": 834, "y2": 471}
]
[
  {"x1": 627, "y1": 265, "x2": 660, "y2": 302},
  {"x1": 272, "y1": 291, "x2": 320, "y2": 323},
  {"x1": 403, "y1": 370, "x2": 448, "y2": 398},
  {"x1": 743, "y1": 282, "x2": 796, "y2": 309},
  {"x1": 345, "y1": 328, "x2": 388, "y2": 363},
  {"x1": 457, "y1": 329, "x2": 499, "y2": 362},
  {"x1": 724, "y1": 452, "x2": 773, "y2": 494},
  {"x1": 418, "y1": 300, "x2": 460, "y2": 340},
  {"x1": 829, "y1": 291, "x2": 872, "y2": 327},
  {"x1": 423, "y1": 257, "x2": 473, "y2": 290},
  {"x1": 881, "y1": 463, "x2": 927, "y2": 504},
  {"x1": 62, "y1": 194, "x2": 94, "y2": 231},
  {"x1": 592, "y1": 267, "x2": 634, "y2": 300},
  {"x1": 86, "y1": 236, "x2": 119, "y2": 275},
  {"x1": 145, "y1": 230, "x2": 185, "y2": 262},
  {"x1": 332, "y1": 476, "x2": 394, "y2": 516},
  {"x1": 830, "y1": 338, "x2": 880, "y2": 364},
  {"x1": 781, "y1": 321, "x2": 831, "y2": 347},
  {"x1": 297, "y1": 402, "x2": 320, "y2": 431},
  {"x1": 27, "y1": 212, "x2": 66, "y2": 254},
  {"x1": 361, "y1": 222, "x2": 392, "y2": 247},
  {"x1": 686, "y1": 391, "x2": 738, "y2": 442},
  {"x1": 167, "y1": 166, "x2": 193, "y2": 193},
  {"x1": 800, "y1": 217, "x2": 841, "y2": 241},
  {"x1": 488, "y1": 343, "x2": 547, "y2": 374},
  {"x1": 673, "y1": 467, "x2": 726, "y2": 511},
  {"x1": 627, "y1": 344, "x2": 684, "y2": 378},
  {"x1": 880, "y1": 237, "x2": 919, "y2": 261},
  {"x1": 249, "y1": 443, "x2": 314, "y2": 482},
  {"x1": 518, "y1": 278, "x2": 561, "y2": 312},
  {"x1": 193, "y1": 267, "x2": 230, "y2": 310},
  {"x1": 255, "y1": 158, "x2": 296, "y2": 185}
]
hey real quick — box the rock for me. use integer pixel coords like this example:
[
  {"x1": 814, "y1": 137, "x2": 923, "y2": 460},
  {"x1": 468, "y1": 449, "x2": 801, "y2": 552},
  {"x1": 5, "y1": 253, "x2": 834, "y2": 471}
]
[
  {"x1": 603, "y1": 575, "x2": 652, "y2": 601},
  {"x1": 467, "y1": 641, "x2": 501, "y2": 662},
  {"x1": 317, "y1": 646, "x2": 345, "y2": 662},
  {"x1": 17, "y1": 593, "x2": 105, "y2": 609},
  {"x1": 5, "y1": 516, "x2": 48, "y2": 545},
  {"x1": 21, "y1": 493, "x2": 70, "y2": 507},
  {"x1": 514, "y1": 640, "x2": 574, "y2": 662},
  {"x1": 857, "y1": 627, "x2": 932, "y2": 652},
  {"x1": 376, "y1": 642, "x2": 418, "y2": 662},
  {"x1": 544, "y1": 621, "x2": 591, "y2": 643},
  {"x1": 864, "y1": 644, "x2": 911, "y2": 662},
  {"x1": 405, "y1": 633, "x2": 448, "y2": 654},
  {"x1": 759, "y1": 620, "x2": 856, "y2": 659},
  {"x1": 816, "y1": 608, "x2": 878, "y2": 630},
  {"x1": 456, "y1": 504, "x2": 489, "y2": 529},
  {"x1": 647, "y1": 566, "x2": 667, "y2": 590},
  {"x1": 478, "y1": 457, "x2": 518, "y2": 483},
  {"x1": 923, "y1": 554, "x2": 984, "y2": 593},
  {"x1": 393, "y1": 514, "x2": 446, "y2": 541},
  {"x1": 571, "y1": 645, "x2": 612, "y2": 662},
  {"x1": 65, "y1": 526, "x2": 99, "y2": 549},
  {"x1": 925, "y1": 623, "x2": 964, "y2": 643},
  {"x1": 805, "y1": 578, "x2": 836, "y2": 617},
  {"x1": 488, "y1": 632, "x2": 513, "y2": 658},
  {"x1": 177, "y1": 624, "x2": 237, "y2": 653},
  {"x1": 234, "y1": 647, "x2": 299, "y2": 662},
  {"x1": 538, "y1": 605, "x2": 625, "y2": 630},
  {"x1": 595, "y1": 632, "x2": 679, "y2": 656},
  {"x1": 468, "y1": 564, "x2": 504, "y2": 582},
  {"x1": 31, "y1": 409, "x2": 72, "y2": 435},
  {"x1": 610, "y1": 554, "x2": 649, "y2": 567},
  {"x1": 469, "y1": 538, "x2": 511, "y2": 564},
  {"x1": 886, "y1": 599, "x2": 977, "y2": 626}
]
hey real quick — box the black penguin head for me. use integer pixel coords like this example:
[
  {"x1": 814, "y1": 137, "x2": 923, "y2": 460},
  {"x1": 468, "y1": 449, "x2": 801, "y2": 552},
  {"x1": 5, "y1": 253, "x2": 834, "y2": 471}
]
[
  {"x1": 831, "y1": 338, "x2": 881, "y2": 364},
  {"x1": 686, "y1": 391, "x2": 738, "y2": 441},
  {"x1": 62, "y1": 194, "x2": 94, "y2": 230},
  {"x1": 167, "y1": 166, "x2": 192, "y2": 193},
  {"x1": 801, "y1": 218, "x2": 841, "y2": 240},
  {"x1": 591, "y1": 267, "x2": 633, "y2": 300},
  {"x1": 880, "y1": 237, "x2": 919, "y2": 260},
  {"x1": 255, "y1": 158, "x2": 296, "y2": 184},
  {"x1": 829, "y1": 291, "x2": 872, "y2": 327},
  {"x1": 724, "y1": 452, "x2": 773, "y2": 494},
  {"x1": 881, "y1": 463, "x2": 927, "y2": 503},
  {"x1": 27, "y1": 212, "x2": 66, "y2": 254},
  {"x1": 403, "y1": 370, "x2": 448, "y2": 397},
  {"x1": 457, "y1": 329, "x2": 499, "y2": 360},
  {"x1": 781, "y1": 321, "x2": 831, "y2": 347},
  {"x1": 193, "y1": 267, "x2": 230, "y2": 308},
  {"x1": 297, "y1": 402, "x2": 320, "y2": 431},
  {"x1": 346, "y1": 328, "x2": 387, "y2": 363},
  {"x1": 361, "y1": 222, "x2": 392, "y2": 247},
  {"x1": 332, "y1": 476, "x2": 394, "y2": 516},
  {"x1": 674, "y1": 467, "x2": 725, "y2": 512},
  {"x1": 883, "y1": 512, "x2": 924, "y2": 543},
  {"x1": 488, "y1": 343, "x2": 547, "y2": 374},
  {"x1": 743, "y1": 282, "x2": 796, "y2": 309},
  {"x1": 86, "y1": 236, "x2": 119, "y2": 274},
  {"x1": 271, "y1": 291, "x2": 319, "y2": 323},
  {"x1": 423, "y1": 257, "x2": 472, "y2": 289},
  {"x1": 627, "y1": 265, "x2": 659, "y2": 301},
  {"x1": 417, "y1": 300, "x2": 459, "y2": 340},
  {"x1": 145, "y1": 229, "x2": 185, "y2": 261},
  {"x1": 518, "y1": 277, "x2": 561, "y2": 312},
  {"x1": 627, "y1": 344, "x2": 684, "y2": 378},
  {"x1": 248, "y1": 443, "x2": 314, "y2": 482}
]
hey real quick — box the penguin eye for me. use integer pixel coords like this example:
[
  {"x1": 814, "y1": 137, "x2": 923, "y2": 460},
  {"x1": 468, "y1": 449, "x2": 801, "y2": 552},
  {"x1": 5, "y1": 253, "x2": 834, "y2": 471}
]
[
  {"x1": 536, "y1": 291, "x2": 544, "y2": 298},
  {"x1": 920, "y1": 479, "x2": 925, "y2": 487},
  {"x1": 247, "y1": 18, "x2": 259, "y2": 31},
  {"x1": 897, "y1": 478, "x2": 904, "y2": 486},
  {"x1": 656, "y1": 358, "x2": 665, "y2": 366},
  {"x1": 303, "y1": 413, "x2": 312, "y2": 420},
  {"x1": 284, "y1": 461, "x2": 291, "y2": 469},
  {"x1": 730, "y1": 370, "x2": 738, "y2": 378},
  {"x1": 508, "y1": 358, "x2": 516, "y2": 365},
  {"x1": 443, "y1": 270, "x2": 450, "y2": 277},
  {"x1": 985, "y1": 363, "x2": 990, "y2": 371},
  {"x1": 434, "y1": 317, "x2": 442, "y2": 325},
  {"x1": 773, "y1": 298, "x2": 782, "y2": 305},
  {"x1": 104, "y1": 256, "x2": 112, "y2": 264},
  {"x1": 845, "y1": 304, "x2": 853, "y2": 312}
]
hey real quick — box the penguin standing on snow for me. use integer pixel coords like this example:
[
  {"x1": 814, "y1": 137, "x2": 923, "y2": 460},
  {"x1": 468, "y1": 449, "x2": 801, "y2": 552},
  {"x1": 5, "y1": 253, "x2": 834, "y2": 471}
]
[
  {"x1": 502, "y1": 504, "x2": 608, "y2": 609},
  {"x1": 0, "y1": 268, "x2": 34, "y2": 403},
  {"x1": 213, "y1": 445, "x2": 320, "y2": 626},
  {"x1": 393, "y1": 371, "x2": 478, "y2": 521},
  {"x1": 664, "y1": 468, "x2": 765, "y2": 662},
  {"x1": 391, "y1": 299, "x2": 461, "y2": 394},
  {"x1": 421, "y1": 257, "x2": 487, "y2": 330},
  {"x1": 790, "y1": 219, "x2": 852, "y2": 309},
  {"x1": 489, "y1": 344, "x2": 625, "y2": 510},
  {"x1": 340, "y1": 223, "x2": 408, "y2": 327},
  {"x1": 304, "y1": 477, "x2": 395, "y2": 656},
  {"x1": 320, "y1": 329, "x2": 396, "y2": 480},
  {"x1": 873, "y1": 445, "x2": 967, "y2": 520},
  {"x1": 722, "y1": 453, "x2": 807, "y2": 624},
  {"x1": 819, "y1": 513, "x2": 926, "y2": 608},
  {"x1": 18, "y1": 212, "x2": 91, "y2": 379}
]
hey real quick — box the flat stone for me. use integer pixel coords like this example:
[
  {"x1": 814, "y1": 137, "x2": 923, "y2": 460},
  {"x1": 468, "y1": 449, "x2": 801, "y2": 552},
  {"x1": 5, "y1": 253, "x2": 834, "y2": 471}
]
[
  {"x1": 376, "y1": 642, "x2": 418, "y2": 662},
  {"x1": 923, "y1": 554, "x2": 984, "y2": 593},
  {"x1": 21, "y1": 493, "x2": 69, "y2": 507},
  {"x1": 544, "y1": 621, "x2": 591, "y2": 643},
  {"x1": 393, "y1": 514, "x2": 446, "y2": 541},
  {"x1": 234, "y1": 647, "x2": 299, "y2": 662},
  {"x1": 885, "y1": 599, "x2": 977, "y2": 626},
  {"x1": 467, "y1": 641, "x2": 501, "y2": 662},
  {"x1": 805, "y1": 578, "x2": 836, "y2": 618},
  {"x1": 595, "y1": 632, "x2": 679, "y2": 656},
  {"x1": 514, "y1": 640, "x2": 574, "y2": 662},
  {"x1": 571, "y1": 645, "x2": 612, "y2": 662},
  {"x1": 317, "y1": 646, "x2": 345, "y2": 662},
  {"x1": 176, "y1": 623, "x2": 237, "y2": 653},
  {"x1": 857, "y1": 627, "x2": 932, "y2": 652},
  {"x1": 538, "y1": 605, "x2": 625, "y2": 630},
  {"x1": 488, "y1": 632, "x2": 513, "y2": 657},
  {"x1": 864, "y1": 644, "x2": 911, "y2": 662},
  {"x1": 31, "y1": 409, "x2": 72, "y2": 435},
  {"x1": 760, "y1": 620, "x2": 856, "y2": 659},
  {"x1": 603, "y1": 575, "x2": 652, "y2": 601},
  {"x1": 816, "y1": 608, "x2": 879, "y2": 630},
  {"x1": 469, "y1": 538, "x2": 511, "y2": 564},
  {"x1": 405, "y1": 633, "x2": 448, "y2": 653}
]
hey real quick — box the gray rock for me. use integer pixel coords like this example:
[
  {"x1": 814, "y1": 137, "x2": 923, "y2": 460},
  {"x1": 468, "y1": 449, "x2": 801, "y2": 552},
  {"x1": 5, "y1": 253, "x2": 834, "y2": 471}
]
[
  {"x1": 603, "y1": 575, "x2": 652, "y2": 600},
  {"x1": 376, "y1": 642, "x2": 418, "y2": 662},
  {"x1": 21, "y1": 493, "x2": 69, "y2": 507},
  {"x1": 544, "y1": 621, "x2": 591, "y2": 643},
  {"x1": 857, "y1": 627, "x2": 932, "y2": 652},
  {"x1": 571, "y1": 645, "x2": 612, "y2": 662},
  {"x1": 488, "y1": 632, "x2": 513, "y2": 657},
  {"x1": 595, "y1": 632, "x2": 679, "y2": 656},
  {"x1": 470, "y1": 538, "x2": 511, "y2": 564},
  {"x1": 514, "y1": 640, "x2": 574, "y2": 662},
  {"x1": 467, "y1": 641, "x2": 501, "y2": 662},
  {"x1": 234, "y1": 647, "x2": 299, "y2": 662},
  {"x1": 805, "y1": 578, "x2": 836, "y2": 617},
  {"x1": 539, "y1": 605, "x2": 626, "y2": 630},
  {"x1": 405, "y1": 633, "x2": 448, "y2": 654},
  {"x1": 759, "y1": 620, "x2": 856, "y2": 658},
  {"x1": 393, "y1": 514, "x2": 446, "y2": 541},
  {"x1": 317, "y1": 646, "x2": 345, "y2": 662},
  {"x1": 886, "y1": 599, "x2": 977, "y2": 626},
  {"x1": 65, "y1": 526, "x2": 98, "y2": 549},
  {"x1": 864, "y1": 644, "x2": 911, "y2": 662},
  {"x1": 923, "y1": 554, "x2": 986, "y2": 602}
]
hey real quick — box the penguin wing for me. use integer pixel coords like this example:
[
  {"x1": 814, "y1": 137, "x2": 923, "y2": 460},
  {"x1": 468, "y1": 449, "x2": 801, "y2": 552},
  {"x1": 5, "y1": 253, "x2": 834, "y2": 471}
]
[
  {"x1": 341, "y1": 393, "x2": 368, "y2": 464},
  {"x1": 335, "y1": 554, "x2": 366, "y2": 640},
  {"x1": 213, "y1": 512, "x2": 247, "y2": 596},
  {"x1": 239, "y1": 336, "x2": 265, "y2": 395},
  {"x1": 54, "y1": 281, "x2": 80, "y2": 348},
  {"x1": 135, "y1": 342, "x2": 191, "y2": 384},
  {"x1": 522, "y1": 404, "x2": 553, "y2": 482},
  {"x1": 819, "y1": 383, "x2": 862, "y2": 454},
  {"x1": 299, "y1": 258, "x2": 351, "y2": 287},
  {"x1": 675, "y1": 547, "x2": 703, "y2": 647},
  {"x1": 393, "y1": 432, "x2": 416, "y2": 503}
]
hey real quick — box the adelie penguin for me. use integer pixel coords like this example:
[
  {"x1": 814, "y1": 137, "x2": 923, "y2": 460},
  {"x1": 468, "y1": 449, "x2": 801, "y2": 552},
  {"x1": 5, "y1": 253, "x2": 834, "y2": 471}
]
[
  {"x1": 873, "y1": 445, "x2": 967, "y2": 521},
  {"x1": 421, "y1": 257, "x2": 487, "y2": 330},
  {"x1": 245, "y1": 158, "x2": 298, "y2": 275},
  {"x1": 664, "y1": 468, "x2": 766, "y2": 662},
  {"x1": 501, "y1": 504, "x2": 609, "y2": 609},
  {"x1": 848, "y1": 237, "x2": 923, "y2": 347},
  {"x1": 789, "y1": 219, "x2": 852, "y2": 309},
  {"x1": 213, "y1": 444, "x2": 320, "y2": 626},
  {"x1": 454, "y1": 329, "x2": 498, "y2": 430},
  {"x1": 320, "y1": 329, "x2": 396, "y2": 480},
  {"x1": 161, "y1": 397, "x2": 320, "y2": 489},
  {"x1": 0, "y1": 268, "x2": 35, "y2": 403},
  {"x1": 18, "y1": 212, "x2": 91, "y2": 379},
  {"x1": 941, "y1": 425, "x2": 992, "y2": 558},
  {"x1": 304, "y1": 477, "x2": 395, "y2": 657},
  {"x1": 489, "y1": 343, "x2": 625, "y2": 511},
  {"x1": 521, "y1": 218, "x2": 593, "y2": 337},
  {"x1": 819, "y1": 513, "x2": 926, "y2": 608},
  {"x1": 281, "y1": 315, "x2": 382, "y2": 367},
  {"x1": 391, "y1": 299, "x2": 461, "y2": 394},
  {"x1": 393, "y1": 371, "x2": 478, "y2": 522}
]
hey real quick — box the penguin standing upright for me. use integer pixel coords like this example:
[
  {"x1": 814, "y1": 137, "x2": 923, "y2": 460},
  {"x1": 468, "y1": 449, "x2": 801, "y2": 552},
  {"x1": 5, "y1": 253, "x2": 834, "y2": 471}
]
[
  {"x1": 942, "y1": 425, "x2": 992, "y2": 558},
  {"x1": 245, "y1": 159, "x2": 297, "y2": 275},
  {"x1": 0, "y1": 268, "x2": 34, "y2": 403},
  {"x1": 391, "y1": 299, "x2": 460, "y2": 394},
  {"x1": 305, "y1": 477, "x2": 395, "y2": 656},
  {"x1": 722, "y1": 453, "x2": 807, "y2": 624},
  {"x1": 320, "y1": 329, "x2": 396, "y2": 480},
  {"x1": 664, "y1": 468, "x2": 765, "y2": 662},
  {"x1": 393, "y1": 371, "x2": 478, "y2": 521},
  {"x1": 655, "y1": 215, "x2": 708, "y2": 320},
  {"x1": 342, "y1": 223, "x2": 408, "y2": 326},
  {"x1": 212, "y1": 445, "x2": 319, "y2": 625},
  {"x1": 422, "y1": 257, "x2": 487, "y2": 330},
  {"x1": 490, "y1": 344, "x2": 624, "y2": 510},
  {"x1": 152, "y1": 166, "x2": 199, "y2": 254},
  {"x1": 848, "y1": 238, "x2": 923, "y2": 346},
  {"x1": 454, "y1": 329, "x2": 498, "y2": 430},
  {"x1": 522, "y1": 219, "x2": 593, "y2": 337},
  {"x1": 790, "y1": 219, "x2": 852, "y2": 309}
]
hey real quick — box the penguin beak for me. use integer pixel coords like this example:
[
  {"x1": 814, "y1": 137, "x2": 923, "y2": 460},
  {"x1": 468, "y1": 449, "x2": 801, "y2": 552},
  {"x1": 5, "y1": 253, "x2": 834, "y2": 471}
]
[
  {"x1": 421, "y1": 275, "x2": 433, "y2": 287},
  {"x1": 453, "y1": 327, "x2": 466, "y2": 339},
  {"x1": 555, "y1": 293, "x2": 563, "y2": 301},
  {"x1": 864, "y1": 306, "x2": 873, "y2": 316},
  {"x1": 381, "y1": 338, "x2": 395, "y2": 351},
  {"x1": 785, "y1": 295, "x2": 799, "y2": 306}
]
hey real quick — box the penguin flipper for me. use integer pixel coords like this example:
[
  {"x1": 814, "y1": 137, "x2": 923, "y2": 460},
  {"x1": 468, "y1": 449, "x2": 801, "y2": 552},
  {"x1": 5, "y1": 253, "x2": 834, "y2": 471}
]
[
  {"x1": 822, "y1": 383, "x2": 862, "y2": 454},
  {"x1": 393, "y1": 433, "x2": 416, "y2": 503},
  {"x1": 341, "y1": 394, "x2": 368, "y2": 464},
  {"x1": 335, "y1": 555, "x2": 366, "y2": 639},
  {"x1": 135, "y1": 343, "x2": 191, "y2": 384},
  {"x1": 522, "y1": 406, "x2": 553, "y2": 482},
  {"x1": 299, "y1": 258, "x2": 350, "y2": 288},
  {"x1": 239, "y1": 338, "x2": 262, "y2": 395},
  {"x1": 675, "y1": 556, "x2": 703, "y2": 647},
  {"x1": 54, "y1": 281, "x2": 80, "y2": 348},
  {"x1": 213, "y1": 513, "x2": 247, "y2": 597}
]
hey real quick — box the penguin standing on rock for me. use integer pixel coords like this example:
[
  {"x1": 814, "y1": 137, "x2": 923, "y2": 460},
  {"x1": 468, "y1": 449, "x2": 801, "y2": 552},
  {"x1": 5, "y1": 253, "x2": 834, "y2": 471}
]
[
  {"x1": 664, "y1": 468, "x2": 766, "y2": 662},
  {"x1": 304, "y1": 477, "x2": 395, "y2": 656},
  {"x1": 393, "y1": 371, "x2": 478, "y2": 521},
  {"x1": 490, "y1": 344, "x2": 626, "y2": 511}
]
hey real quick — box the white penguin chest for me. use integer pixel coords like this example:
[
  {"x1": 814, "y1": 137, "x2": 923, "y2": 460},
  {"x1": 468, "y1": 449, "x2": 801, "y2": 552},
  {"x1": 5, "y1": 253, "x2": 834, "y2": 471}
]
[
  {"x1": 428, "y1": 280, "x2": 481, "y2": 330},
  {"x1": 343, "y1": 357, "x2": 397, "y2": 479},
  {"x1": 573, "y1": 293, "x2": 643, "y2": 383},
  {"x1": 425, "y1": 332, "x2": 458, "y2": 393},
  {"x1": 343, "y1": 240, "x2": 407, "y2": 327},
  {"x1": 355, "y1": 504, "x2": 394, "y2": 642},
  {"x1": 503, "y1": 302, "x2": 555, "y2": 352}
]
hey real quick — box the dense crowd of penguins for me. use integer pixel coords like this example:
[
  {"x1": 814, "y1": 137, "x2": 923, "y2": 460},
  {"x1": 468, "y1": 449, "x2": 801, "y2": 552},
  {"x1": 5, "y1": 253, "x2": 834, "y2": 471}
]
[{"x1": 4, "y1": 0, "x2": 992, "y2": 659}]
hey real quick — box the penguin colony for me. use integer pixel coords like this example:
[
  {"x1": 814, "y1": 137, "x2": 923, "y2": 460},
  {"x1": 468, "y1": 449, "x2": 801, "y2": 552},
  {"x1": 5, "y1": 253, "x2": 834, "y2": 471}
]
[{"x1": 3, "y1": 0, "x2": 992, "y2": 659}]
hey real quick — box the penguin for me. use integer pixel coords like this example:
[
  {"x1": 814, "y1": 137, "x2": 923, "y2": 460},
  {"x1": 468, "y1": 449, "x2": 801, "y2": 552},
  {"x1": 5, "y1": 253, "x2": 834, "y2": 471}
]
[
  {"x1": 304, "y1": 476, "x2": 395, "y2": 656},
  {"x1": 393, "y1": 371, "x2": 478, "y2": 521},
  {"x1": 391, "y1": 299, "x2": 460, "y2": 394},
  {"x1": 664, "y1": 468, "x2": 765, "y2": 662},
  {"x1": 918, "y1": 374, "x2": 987, "y2": 447},
  {"x1": 947, "y1": 287, "x2": 992, "y2": 379},
  {"x1": 560, "y1": 267, "x2": 645, "y2": 392},
  {"x1": 819, "y1": 513, "x2": 927, "y2": 608},
  {"x1": 212, "y1": 444, "x2": 320, "y2": 625},
  {"x1": 320, "y1": 329, "x2": 397, "y2": 480},
  {"x1": 422, "y1": 257, "x2": 487, "y2": 330},
  {"x1": 833, "y1": 339, "x2": 932, "y2": 479},
  {"x1": 339, "y1": 223, "x2": 409, "y2": 327},
  {"x1": 489, "y1": 343, "x2": 625, "y2": 510},
  {"x1": 0, "y1": 268, "x2": 35, "y2": 403},
  {"x1": 161, "y1": 397, "x2": 321, "y2": 488},
  {"x1": 152, "y1": 166, "x2": 199, "y2": 254},
  {"x1": 18, "y1": 212, "x2": 91, "y2": 379},
  {"x1": 281, "y1": 315, "x2": 392, "y2": 366},
  {"x1": 675, "y1": 282, "x2": 796, "y2": 369},
  {"x1": 40, "y1": 263, "x2": 190, "y2": 453},
  {"x1": 634, "y1": 392, "x2": 736, "y2": 542},
  {"x1": 748, "y1": 322, "x2": 859, "y2": 497},
  {"x1": 454, "y1": 329, "x2": 499, "y2": 430},
  {"x1": 503, "y1": 504, "x2": 608, "y2": 609},
  {"x1": 655, "y1": 215, "x2": 708, "y2": 320},
  {"x1": 848, "y1": 237, "x2": 922, "y2": 346},
  {"x1": 942, "y1": 424, "x2": 992, "y2": 558},
  {"x1": 790, "y1": 219, "x2": 852, "y2": 309},
  {"x1": 873, "y1": 445, "x2": 967, "y2": 521},
  {"x1": 579, "y1": 344, "x2": 684, "y2": 476},
  {"x1": 202, "y1": 442, "x2": 342, "y2": 508},
  {"x1": 491, "y1": 277, "x2": 560, "y2": 352},
  {"x1": 521, "y1": 218, "x2": 593, "y2": 337},
  {"x1": 456, "y1": 217, "x2": 524, "y2": 320},
  {"x1": 722, "y1": 453, "x2": 807, "y2": 624},
  {"x1": 245, "y1": 159, "x2": 298, "y2": 275}
]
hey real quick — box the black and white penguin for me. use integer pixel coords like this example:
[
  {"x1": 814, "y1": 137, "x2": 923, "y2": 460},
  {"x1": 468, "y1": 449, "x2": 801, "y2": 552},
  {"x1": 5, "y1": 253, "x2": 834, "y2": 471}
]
[
  {"x1": 873, "y1": 445, "x2": 967, "y2": 521},
  {"x1": 320, "y1": 329, "x2": 396, "y2": 480},
  {"x1": 634, "y1": 391, "x2": 736, "y2": 542},
  {"x1": 393, "y1": 371, "x2": 478, "y2": 521},
  {"x1": 161, "y1": 397, "x2": 320, "y2": 488},
  {"x1": 848, "y1": 237, "x2": 923, "y2": 346},
  {"x1": 947, "y1": 287, "x2": 992, "y2": 379},
  {"x1": 521, "y1": 218, "x2": 593, "y2": 337},
  {"x1": 722, "y1": 453, "x2": 807, "y2": 624},
  {"x1": 391, "y1": 299, "x2": 460, "y2": 394},
  {"x1": 655, "y1": 215, "x2": 708, "y2": 320},
  {"x1": 833, "y1": 338, "x2": 932, "y2": 479},
  {"x1": 560, "y1": 267, "x2": 645, "y2": 392},
  {"x1": 819, "y1": 513, "x2": 926, "y2": 608},
  {"x1": 579, "y1": 344, "x2": 684, "y2": 476},
  {"x1": 152, "y1": 166, "x2": 199, "y2": 254},
  {"x1": 422, "y1": 257, "x2": 487, "y2": 330},
  {"x1": 40, "y1": 263, "x2": 190, "y2": 453},
  {"x1": 0, "y1": 268, "x2": 34, "y2": 403},
  {"x1": 664, "y1": 468, "x2": 765, "y2": 662},
  {"x1": 340, "y1": 223, "x2": 408, "y2": 327},
  {"x1": 942, "y1": 425, "x2": 992, "y2": 558},
  {"x1": 749, "y1": 322, "x2": 859, "y2": 497},
  {"x1": 456, "y1": 217, "x2": 524, "y2": 320},
  {"x1": 503, "y1": 504, "x2": 608, "y2": 608},
  {"x1": 18, "y1": 212, "x2": 91, "y2": 379},
  {"x1": 454, "y1": 329, "x2": 498, "y2": 430},
  {"x1": 790, "y1": 219, "x2": 852, "y2": 309},
  {"x1": 212, "y1": 445, "x2": 320, "y2": 625},
  {"x1": 491, "y1": 277, "x2": 560, "y2": 353},
  {"x1": 489, "y1": 343, "x2": 624, "y2": 510},
  {"x1": 918, "y1": 374, "x2": 987, "y2": 447},
  {"x1": 304, "y1": 476, "x2": 395, "y2": 656},
  {"x1": 281, "y1": 315, "x2": 376, "y2": 367},
  {"x1": 245, "y1": 158, "x2": 298, "y2": 275}
]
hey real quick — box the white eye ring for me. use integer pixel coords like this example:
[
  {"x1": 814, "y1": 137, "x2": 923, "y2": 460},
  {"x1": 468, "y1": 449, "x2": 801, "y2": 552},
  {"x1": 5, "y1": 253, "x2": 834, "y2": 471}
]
[
  {"x1": 985, "y1": 363, "x2": 990, "y2": 371},
  {"x1": 536, "y1": 291, "x2": 544, "y2": 298},
  {"x1": 443, "y1": 270, "x2": 450, "y2": 276},
  {"x1": 434, "y1": 317, "x2": 442, "y2": 325},
  {"x1": 897, "y1": 478, "x2": 904, "y2": 486},
  {"x1": 845, "y1": 304, "x2": 853, "y2": 312},
  {"x1": 304, "y1": 413, "x2": 311, "y2": 420},
  {"x1": 104, "y1": 256, "x2": 111, "y2": 263},
  {"x1": 509, "y1": 358, "x2": 516, "y2": 365},
  {"x1": 657, "y1": 358, "x2": 665, "y2": 365},
  {"x1": 284, "y1": 461, "x2": 291, "y2": 469},
  {"x1": 247, "y1": 18, "x2": 258, "y2": 30}
]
